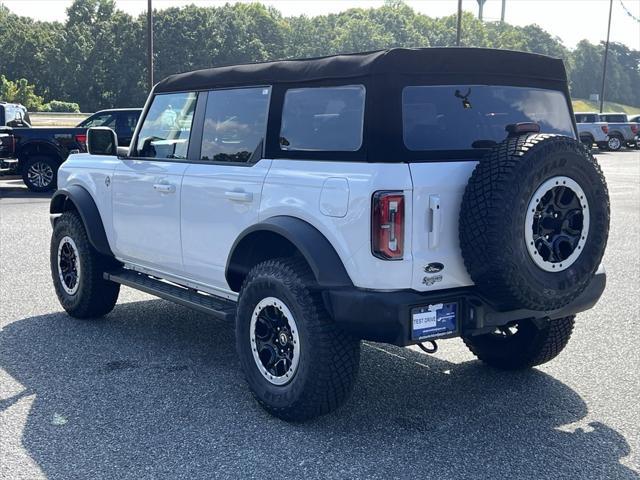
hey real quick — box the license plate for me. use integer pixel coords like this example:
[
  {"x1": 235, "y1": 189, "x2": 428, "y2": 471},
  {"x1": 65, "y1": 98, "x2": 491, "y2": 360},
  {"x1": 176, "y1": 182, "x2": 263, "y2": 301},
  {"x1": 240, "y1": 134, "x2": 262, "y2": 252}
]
[{"x1": 411, "y1": 302, "x2": 457, "y2": 340}]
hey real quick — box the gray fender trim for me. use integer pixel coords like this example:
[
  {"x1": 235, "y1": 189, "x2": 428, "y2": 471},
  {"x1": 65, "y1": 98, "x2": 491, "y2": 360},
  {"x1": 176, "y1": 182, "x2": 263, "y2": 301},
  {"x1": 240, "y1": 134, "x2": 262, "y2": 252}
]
[
  {"x1": 50, "y1": 185, "x2": 113, "y2": 257},
  {"x1": 226, "y1": 216, "x2": 353, "y2": 291}
]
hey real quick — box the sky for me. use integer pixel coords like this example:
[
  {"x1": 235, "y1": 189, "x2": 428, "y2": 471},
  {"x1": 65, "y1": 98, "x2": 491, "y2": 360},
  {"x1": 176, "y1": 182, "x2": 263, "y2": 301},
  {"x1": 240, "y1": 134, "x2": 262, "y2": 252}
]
[{"x1": 2, "y1": 0, "x2": 639, "y2": 50}]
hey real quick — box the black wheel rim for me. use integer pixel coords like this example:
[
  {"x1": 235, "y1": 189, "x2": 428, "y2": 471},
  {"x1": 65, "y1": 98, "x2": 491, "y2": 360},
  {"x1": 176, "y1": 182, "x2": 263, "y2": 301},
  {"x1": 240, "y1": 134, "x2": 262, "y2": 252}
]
[
  {"x1": 57, "y1": 236, "x2": 80, "y2": 294},
  {"x1": 250, "y1": 297, "x2": 300, "y2": 385},
  {"x1": 525, "y1": 176, "x2": 589, "y2": 272},
  {"x1": 532, "y1": 186, "x2": 583, "y2": 263}
]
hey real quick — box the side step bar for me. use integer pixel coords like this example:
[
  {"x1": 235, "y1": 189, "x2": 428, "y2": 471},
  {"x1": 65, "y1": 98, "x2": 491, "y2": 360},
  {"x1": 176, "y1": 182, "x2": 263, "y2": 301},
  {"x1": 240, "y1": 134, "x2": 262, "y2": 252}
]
[{"x1": 104, "y1": 269, "x2": 237, "y2": 321}]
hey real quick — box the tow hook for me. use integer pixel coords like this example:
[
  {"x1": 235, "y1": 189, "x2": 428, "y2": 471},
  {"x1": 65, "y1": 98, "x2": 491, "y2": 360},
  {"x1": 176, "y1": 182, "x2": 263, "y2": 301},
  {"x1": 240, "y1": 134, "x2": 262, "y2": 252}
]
[{"x1": 417, "y1": 340, "x2": 438, "y2": 354}]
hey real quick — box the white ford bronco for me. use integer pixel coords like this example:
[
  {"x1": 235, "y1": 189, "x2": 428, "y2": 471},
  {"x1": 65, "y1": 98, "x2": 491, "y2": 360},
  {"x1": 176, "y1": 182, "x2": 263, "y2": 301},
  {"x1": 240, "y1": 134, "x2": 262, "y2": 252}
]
[{"x1": 50, "y1": 48, "x2": 609, "y2": 421}]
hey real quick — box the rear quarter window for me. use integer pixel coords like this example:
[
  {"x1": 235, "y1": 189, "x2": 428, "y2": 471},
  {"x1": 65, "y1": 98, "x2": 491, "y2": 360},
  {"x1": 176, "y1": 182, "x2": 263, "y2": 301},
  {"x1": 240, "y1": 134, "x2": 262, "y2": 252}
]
[
  {"x1": 279, "y1": 85, "x2": 365, "y2": 152},
  {"x1": 600, "y1": 114, "x2": 627, "y2": 123},
  {"x1": 403, "y1": 86, "x2": 574, "y2": 151}
]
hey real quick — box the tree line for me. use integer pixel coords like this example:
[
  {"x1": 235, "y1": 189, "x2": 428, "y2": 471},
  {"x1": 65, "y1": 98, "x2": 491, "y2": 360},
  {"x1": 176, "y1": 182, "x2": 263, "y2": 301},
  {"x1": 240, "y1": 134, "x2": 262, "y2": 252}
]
[{"x1": 0, "y1": 0, "x2": 638, "y2": 112}]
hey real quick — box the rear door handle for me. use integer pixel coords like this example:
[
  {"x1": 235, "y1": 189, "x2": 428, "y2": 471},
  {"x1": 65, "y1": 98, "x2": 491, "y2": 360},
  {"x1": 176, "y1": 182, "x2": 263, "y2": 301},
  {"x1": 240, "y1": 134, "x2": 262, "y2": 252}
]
[
  {"x1": 153, "y1": 183, "x2": 176, "y2": 194},
  {"x1": 225, "y1": 191, "x2": 253, "y2": 203},
  {"x1": 429, "y1": 195, "x2": 441, "y2": 249}
]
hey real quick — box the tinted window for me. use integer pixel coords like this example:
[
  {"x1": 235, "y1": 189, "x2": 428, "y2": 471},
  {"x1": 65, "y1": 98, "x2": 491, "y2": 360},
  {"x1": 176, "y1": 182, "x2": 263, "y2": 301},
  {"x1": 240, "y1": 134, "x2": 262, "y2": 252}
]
[
  {"x1": 200, "y1": 87, "x2": 270, "y2": 163},
  {"x1": 135, "y1": 92, "x2": 197, "y2": 159},
  {"x1": 403, "y1": 86, "x2": 574, "y2": 151},
  {"x1": 79, "y1": 112, "x2": 117, "y2": 128},
  {"x1": 280, "y1": 85, "x2": 365, "y2": 151},
  {"x1": 600, "y1": 114, "x2": 627, "y2": 123},
  {"x1": 575, "y1": 114, "x2": 597, "y2": 123}
]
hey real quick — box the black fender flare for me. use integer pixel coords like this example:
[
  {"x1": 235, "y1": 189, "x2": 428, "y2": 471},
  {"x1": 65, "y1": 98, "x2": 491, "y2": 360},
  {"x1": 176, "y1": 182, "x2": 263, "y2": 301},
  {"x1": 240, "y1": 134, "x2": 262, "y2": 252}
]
[
  {"x1": 17, "y1": 140, "x2": 64, "y2": 162},
  {"x1": 50, "y1": 185, "x2": 113, "y2": 257},
  {"x1": 226, "y1": 216, "x2": 353, "y2": 292}
]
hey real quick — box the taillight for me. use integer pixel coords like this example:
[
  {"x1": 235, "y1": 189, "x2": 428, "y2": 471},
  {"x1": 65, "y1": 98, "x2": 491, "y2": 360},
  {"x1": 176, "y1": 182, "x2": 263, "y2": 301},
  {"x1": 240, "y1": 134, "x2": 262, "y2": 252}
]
[
  {"x1": 631, "y1": 124, "x2": 638, "y2": 135},
  {"x1": 75, "y1": 133, "x2": 87, "y2": 144},
  {"x1": 372, "y1": 191, "x2": 405, "y2": 260},
  {"x1": 601, "y1": 125, "x2": 608, "y2": 134}
]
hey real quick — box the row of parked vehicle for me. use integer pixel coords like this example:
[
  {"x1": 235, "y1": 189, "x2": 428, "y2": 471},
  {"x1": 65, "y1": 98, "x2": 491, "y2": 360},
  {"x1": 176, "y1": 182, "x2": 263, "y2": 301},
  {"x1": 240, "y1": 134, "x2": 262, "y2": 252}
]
[
  {"x1": 575, "y1": 111, "x2": 639, "y2": 151},
  {"x1": 0, "y1": 99, "x2": 637, "y2": 193},
  {"x1": 0, "y1": 102, "x2": 141, "y2": 191}
]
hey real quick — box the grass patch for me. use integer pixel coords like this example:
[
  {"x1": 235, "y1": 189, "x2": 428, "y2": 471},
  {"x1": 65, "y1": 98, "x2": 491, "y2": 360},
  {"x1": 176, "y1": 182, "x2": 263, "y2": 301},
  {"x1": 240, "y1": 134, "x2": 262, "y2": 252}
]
[
  {"x1": 29, "y1": 112, "x2": 90, "y2": 127},
  {"x1": 572, "y1": 99, "x2": 640, "y2": 115}
]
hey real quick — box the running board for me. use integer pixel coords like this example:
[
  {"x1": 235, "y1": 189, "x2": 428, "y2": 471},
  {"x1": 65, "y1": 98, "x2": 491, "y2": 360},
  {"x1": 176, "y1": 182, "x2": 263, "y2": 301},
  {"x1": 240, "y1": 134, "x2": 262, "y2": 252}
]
[{"x1": 104, "y1": 270, "x2": 237, "y2": 321}]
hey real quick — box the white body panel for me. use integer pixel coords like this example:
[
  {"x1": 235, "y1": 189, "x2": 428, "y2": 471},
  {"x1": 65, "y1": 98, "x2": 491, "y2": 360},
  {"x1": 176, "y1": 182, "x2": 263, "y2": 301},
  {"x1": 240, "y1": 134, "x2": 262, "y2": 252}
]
[
  {"x1": 576, "y1": 122, "x2": 609, "y2": 142},
  {"x1": 56, "y1": 154, "x2": 119, "y2": 238},
  {"x1": 181, "y1": 159, "x2": 272, "y2": 290},
  {"x1": 111, "y1": 159, "x2": 187, "y2": 275},
  {"x1": 260, "y1": 160, "x2": 414, "y2": 290},
  {"x1": 58, "y1": 153, "x2": 480, "y2": 294},
  {"x1": 408, "y1": 161, "x2": 475, "y2": 291}
]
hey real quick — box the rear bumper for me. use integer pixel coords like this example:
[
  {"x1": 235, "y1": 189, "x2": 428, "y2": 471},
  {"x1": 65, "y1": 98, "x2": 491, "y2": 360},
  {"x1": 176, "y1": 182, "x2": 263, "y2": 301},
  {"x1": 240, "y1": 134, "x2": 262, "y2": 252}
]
[{"x1": 324, "y1": 272, "x2": 606, "y2": 347}]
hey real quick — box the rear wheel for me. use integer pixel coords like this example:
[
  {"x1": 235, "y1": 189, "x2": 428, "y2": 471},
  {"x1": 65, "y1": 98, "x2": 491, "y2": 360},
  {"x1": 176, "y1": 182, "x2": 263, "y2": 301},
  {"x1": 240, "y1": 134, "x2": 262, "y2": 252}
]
[
  {"x1": 236, "y1": 257, "x2": 360, "y2": 421},
  {"x1": 607, "y1": 135, "x2": 622, "y2": 151},
  {"x1": 22, "y1": 155, "x2": 58, "y2": 192},
  {"x1": 463, "y1": 316, "x2": 575, "y2": 370},
  {"x1": 50, "y1": 211, "x2": 120, "y2": 318}
]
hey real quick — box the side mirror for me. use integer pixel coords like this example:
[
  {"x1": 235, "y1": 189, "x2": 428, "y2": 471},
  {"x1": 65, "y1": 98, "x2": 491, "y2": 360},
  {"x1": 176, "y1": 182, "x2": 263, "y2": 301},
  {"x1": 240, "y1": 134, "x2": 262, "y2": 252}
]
[
  {"x1": 87, "y1": 127, "x2": 118, "y2": 156},
  {"x1": 117, "y1": 146, "x2": 129, "y2": 157}
]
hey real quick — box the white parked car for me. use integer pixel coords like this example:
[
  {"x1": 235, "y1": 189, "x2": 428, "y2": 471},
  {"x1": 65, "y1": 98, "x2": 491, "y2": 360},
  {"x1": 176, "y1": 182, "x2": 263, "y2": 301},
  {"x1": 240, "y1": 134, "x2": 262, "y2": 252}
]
[
  {"x1": 574, "y1": 112, "x2": 608, "y2": 150},
  {"x1": 49, "y1": 48, "x2": 610, "y2": 421}
]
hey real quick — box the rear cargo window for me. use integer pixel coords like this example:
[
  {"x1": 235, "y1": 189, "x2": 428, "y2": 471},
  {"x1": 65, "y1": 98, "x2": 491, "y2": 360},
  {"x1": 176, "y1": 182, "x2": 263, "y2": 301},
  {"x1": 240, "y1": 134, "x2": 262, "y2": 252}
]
[
  {"x1": 403, "y1": 86, "x2": 574, "y2": 151},
  {"x1": 280, "y1": 85, "x2": 365, "y2": 151}
]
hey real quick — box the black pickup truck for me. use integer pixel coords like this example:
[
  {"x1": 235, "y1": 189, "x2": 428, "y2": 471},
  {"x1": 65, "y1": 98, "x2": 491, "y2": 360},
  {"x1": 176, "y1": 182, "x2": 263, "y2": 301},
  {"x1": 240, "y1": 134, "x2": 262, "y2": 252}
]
[{"x1": 0, "y1": 104, "x2": 142, "y2": 191}]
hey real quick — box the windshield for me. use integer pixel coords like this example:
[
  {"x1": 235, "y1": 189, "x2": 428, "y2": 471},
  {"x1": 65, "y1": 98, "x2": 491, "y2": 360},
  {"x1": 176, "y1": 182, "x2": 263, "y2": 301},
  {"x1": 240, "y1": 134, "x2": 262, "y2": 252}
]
[{"x1": 402, "y1": 85, "x2": 574, "y2": 151}]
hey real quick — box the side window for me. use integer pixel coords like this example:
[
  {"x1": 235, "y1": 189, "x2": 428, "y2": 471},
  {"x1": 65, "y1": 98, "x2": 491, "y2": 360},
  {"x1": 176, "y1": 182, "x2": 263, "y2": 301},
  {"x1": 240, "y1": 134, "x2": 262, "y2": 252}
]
[
  {"x1": 135, "y1": 92, "x2": 197, "y2": 159},
  {"x1": 200, "y1": 87, "x2": 270, "y2": 163},
  {"x1": 115, "y1": 112, "x2": 138, "y2": 134},
  {"x1": 279, "y1": 85, "x2": 365, "y2": 151},
  {"x1": 81, "y1": 113, "x2": 117, "y2": 128}
]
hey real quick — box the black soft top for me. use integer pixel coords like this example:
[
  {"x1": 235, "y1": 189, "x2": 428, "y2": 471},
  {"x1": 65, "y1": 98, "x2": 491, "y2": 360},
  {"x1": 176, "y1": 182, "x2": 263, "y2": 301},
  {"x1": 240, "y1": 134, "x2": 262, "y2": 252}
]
[{"x1": 155, "y1": 47, "x2": 568, "y2": 93}]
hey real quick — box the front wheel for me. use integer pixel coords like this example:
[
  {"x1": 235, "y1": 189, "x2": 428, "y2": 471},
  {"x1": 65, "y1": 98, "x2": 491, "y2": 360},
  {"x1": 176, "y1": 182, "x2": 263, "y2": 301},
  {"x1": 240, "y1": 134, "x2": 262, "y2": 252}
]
[
  {"x1": 236, "y1": 257, "x2": 361, "y2": 421},
  {"x1": 463, "y1": 316, "x2": 575, "y2": 370},
  {"x1": 22, "y1": 155, "x2": 58, "y2": 192},
  {"x1": 50, "y1": 211, "x2": 120, "y2": 318}
]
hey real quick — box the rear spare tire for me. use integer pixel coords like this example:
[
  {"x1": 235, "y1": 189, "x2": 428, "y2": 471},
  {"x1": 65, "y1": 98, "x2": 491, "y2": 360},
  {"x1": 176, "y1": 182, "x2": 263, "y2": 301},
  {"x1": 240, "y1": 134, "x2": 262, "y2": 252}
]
[{"x1": 459, "y1": 134, "x2": 609, "y2": 311}]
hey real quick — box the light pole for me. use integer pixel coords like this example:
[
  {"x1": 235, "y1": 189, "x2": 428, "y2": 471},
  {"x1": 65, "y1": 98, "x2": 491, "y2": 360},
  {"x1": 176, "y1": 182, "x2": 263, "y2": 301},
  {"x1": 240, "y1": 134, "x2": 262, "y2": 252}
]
[
  {"x1": 599, "y1": 0, "x2": 613, "y2": 113},
  {"x1": 501, "y1": 0, "x2": 506, "y2": 22},
  {"x1": 147, "y1": 0, "x2": 154, "y2": 91},
  {"x1": 456, "y1": 0, "x2": 463, "y2": 46},
  {"x1": 477, "y1": 0, "x2": 487, "y2": 21}
]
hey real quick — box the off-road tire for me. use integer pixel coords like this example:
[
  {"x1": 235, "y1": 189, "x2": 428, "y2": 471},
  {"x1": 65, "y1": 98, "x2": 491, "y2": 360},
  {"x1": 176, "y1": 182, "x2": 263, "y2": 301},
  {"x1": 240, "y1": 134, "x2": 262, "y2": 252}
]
[
  {"x1": 236, "y1": 257, "x2": 361, "y2": 421},
  {"x1": 22, "y1": 155, "x2": 58, "y2": 192},
  {"x1": 459, "y1": 134, "x2": 609, "y2": 311},
  {"x1": 463, "y1": 316, "x2": 575, "y2": 370},
  {"x1": 50, "y1": 211, "x2": 120, "y2": 318}
]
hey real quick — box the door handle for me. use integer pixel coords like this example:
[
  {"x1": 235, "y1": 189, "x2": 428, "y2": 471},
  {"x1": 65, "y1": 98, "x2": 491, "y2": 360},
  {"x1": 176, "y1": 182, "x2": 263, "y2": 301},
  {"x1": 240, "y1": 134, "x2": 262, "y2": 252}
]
[
  {"x1": 225, "y1": 191, "x2": 253, "y2": 203},
  {"x1": 429, "y1": 195, "x2": 441, "y2": 249},
  {"x1": 153, "y1": 183, "x2": 176, "y2": 194}
]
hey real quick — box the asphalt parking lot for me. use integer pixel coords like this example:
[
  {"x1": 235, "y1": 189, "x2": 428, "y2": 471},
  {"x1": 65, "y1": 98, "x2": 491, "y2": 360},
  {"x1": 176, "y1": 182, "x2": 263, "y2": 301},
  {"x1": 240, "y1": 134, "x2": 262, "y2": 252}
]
[{"x1": 1, "y1": 150, "x2": 639, "y2": 480}]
